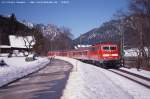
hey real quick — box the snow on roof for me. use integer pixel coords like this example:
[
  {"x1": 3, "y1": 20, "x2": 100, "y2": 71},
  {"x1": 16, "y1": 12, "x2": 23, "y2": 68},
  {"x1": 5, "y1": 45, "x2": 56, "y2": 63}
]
[
  {"x1": 77, "y1": 44, "x2": 91, "y2": 48},
  {"x1": 9, "y1": 35, "x2": 35, "y2": 48}
]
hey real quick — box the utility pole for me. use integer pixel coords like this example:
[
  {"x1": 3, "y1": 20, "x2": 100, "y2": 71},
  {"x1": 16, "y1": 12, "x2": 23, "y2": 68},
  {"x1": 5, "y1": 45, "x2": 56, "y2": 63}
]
[
  {"x1": 79, "y1": 34, "x2": 81, "y2": 47},
  {"x1": 0, "y1": 32, "x2": 1, "y2": 55},
  {"x1": 139, "y1": 17, "x2": 145, "y2": 69},
  {"x1": 119, "y1": 21, "x2": 125, "y2": 67},
  {"x1": 121, "y1": 30, "x2": 125, "y2": 66}
]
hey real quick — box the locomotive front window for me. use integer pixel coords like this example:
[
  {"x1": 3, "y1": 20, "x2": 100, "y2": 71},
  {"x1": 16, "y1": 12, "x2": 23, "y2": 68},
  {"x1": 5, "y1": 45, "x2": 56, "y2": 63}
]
[
  {"x1": 110, "y1": 46, "x2": 116, "y2": 50},
  {"x1": 103, "y1": 46, "x2": 109, "y2": 50},
  {"x1": 102, "y1": 46, "x2": 117, "y2": 50}
]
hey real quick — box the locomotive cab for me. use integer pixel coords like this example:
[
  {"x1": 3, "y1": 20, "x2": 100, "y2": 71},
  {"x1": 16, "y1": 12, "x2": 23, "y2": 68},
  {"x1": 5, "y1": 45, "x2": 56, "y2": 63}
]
[
  {"x1": 101, "y1": 45, "x2": 119, "y2": 59},
  {"x1": 100, "y1": 44, "x2": 121, "y2": 68}
]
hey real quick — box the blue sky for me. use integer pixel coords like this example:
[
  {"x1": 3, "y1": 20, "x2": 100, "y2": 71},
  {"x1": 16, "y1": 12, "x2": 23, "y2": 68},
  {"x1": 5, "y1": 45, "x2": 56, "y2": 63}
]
[{"x1": 0, "y1": 0, "x2": 128, "y2": 38}]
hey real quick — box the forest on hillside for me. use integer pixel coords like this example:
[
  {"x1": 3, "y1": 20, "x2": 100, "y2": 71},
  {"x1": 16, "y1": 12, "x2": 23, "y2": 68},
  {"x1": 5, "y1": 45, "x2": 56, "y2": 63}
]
[{"x1": 0, "y1": 14, "x2": 73, "y2": 55}]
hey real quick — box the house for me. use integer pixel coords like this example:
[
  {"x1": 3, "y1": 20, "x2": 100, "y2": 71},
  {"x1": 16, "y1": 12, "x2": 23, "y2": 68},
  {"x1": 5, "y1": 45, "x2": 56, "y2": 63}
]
[
  {"x1": 0, "y1": 45, "x2": 11, "y2": 53},
  {"x1": 0, "y1": 35, "x2": 35, "y2": 54}
]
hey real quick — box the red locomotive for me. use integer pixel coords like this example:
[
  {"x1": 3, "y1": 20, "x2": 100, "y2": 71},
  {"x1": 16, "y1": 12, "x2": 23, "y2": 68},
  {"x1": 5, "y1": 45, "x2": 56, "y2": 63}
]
[{"x1": 48, "y1": 43, "x2": 121, "y2": 68}]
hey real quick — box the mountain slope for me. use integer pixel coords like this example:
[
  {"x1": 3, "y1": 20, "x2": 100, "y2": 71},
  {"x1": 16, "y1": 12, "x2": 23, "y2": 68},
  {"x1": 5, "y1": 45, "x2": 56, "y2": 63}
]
[{"x1": 74, "y1": 20, "x2": 121, "y2": 45}]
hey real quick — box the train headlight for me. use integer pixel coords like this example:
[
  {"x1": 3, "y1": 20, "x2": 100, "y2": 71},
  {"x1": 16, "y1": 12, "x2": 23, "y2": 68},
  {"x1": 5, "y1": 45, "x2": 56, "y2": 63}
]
[
  {"x1": 112, "y1": 54, "x2": 118, "y2": 56},
  {"x1": 103, "y1": 54, "x2": 110, "y2": 57}
]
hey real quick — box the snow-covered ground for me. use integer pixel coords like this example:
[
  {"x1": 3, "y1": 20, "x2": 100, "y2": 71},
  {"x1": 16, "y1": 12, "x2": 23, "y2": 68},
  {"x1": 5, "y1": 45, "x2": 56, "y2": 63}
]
[
  {"x1": 120, "y1": 67, "x2": 150, "y2": 79},
  {"x1": 56, "y1": 56, "x2": 150, "y2": 99},
  {"x1": 124, "y1": 47, "x2": 149, "y2": 57},
  {"x1": 99, "y1": 68, "x2": 150, "y2": 99},
  {"x1": 0, "y1": 57, "x2": 49, "y2": 87},
  {"x1": 56, "y1": 56, "x2": 133, "y2": 99},
  {"x1": 124, "y1": 48, "x2": 138, "y2": 57}
]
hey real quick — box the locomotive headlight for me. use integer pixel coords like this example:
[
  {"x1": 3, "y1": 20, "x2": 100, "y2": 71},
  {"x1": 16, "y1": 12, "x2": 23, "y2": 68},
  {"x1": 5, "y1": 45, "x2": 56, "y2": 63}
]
[
  {"x1": 112, "y1": 54, "x2": 118, "y2": 56},
  {"x1": 103, "y1": 54, "x2": 109, "y2": 57}
]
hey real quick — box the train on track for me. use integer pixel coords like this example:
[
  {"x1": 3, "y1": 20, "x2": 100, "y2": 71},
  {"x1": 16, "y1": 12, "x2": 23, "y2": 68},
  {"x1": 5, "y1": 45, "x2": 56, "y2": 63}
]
[{"x1": 48, "y1": 43, "x2": 122, "y2": 68}]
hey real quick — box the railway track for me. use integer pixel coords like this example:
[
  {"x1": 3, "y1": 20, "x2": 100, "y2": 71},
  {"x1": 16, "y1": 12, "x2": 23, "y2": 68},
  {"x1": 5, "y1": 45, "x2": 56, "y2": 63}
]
[
  {"x1": 80, "y1": 60, "x2": 150, "y2": 89},
  {"x1": 108, "y1": 68, "x2": 150, "y2": 89}
]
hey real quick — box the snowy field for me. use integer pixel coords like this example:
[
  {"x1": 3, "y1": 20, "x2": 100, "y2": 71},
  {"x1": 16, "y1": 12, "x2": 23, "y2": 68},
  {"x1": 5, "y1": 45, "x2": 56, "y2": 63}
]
[
  {"x1": 56, "y1": 56, "x2": 150, "y2": 99},
  {"x1": 0, "y1": 57, "x2": 49, "y2": 87}
]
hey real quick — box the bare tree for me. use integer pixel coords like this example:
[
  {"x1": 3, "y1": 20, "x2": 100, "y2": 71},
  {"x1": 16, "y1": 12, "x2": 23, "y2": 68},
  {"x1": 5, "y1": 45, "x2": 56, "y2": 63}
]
[
  {"x1": 22, "y1": 36, "x2": 35, "y2": 56},
  {"x1": 0, "y1": 30, "x2": 1, "y2": 55},
  {"x1": 59, "y1": 27, "x2": 73, "y2": 50},
  {"x1": 31, "y1": 26, "x2": 46, "y2": 55},
  {"x1": 16, "y1": 28, "x2": 35, "y2": 56},
  {"x1": 119, "y1": 0, "x2": 150, "y2": 69}
]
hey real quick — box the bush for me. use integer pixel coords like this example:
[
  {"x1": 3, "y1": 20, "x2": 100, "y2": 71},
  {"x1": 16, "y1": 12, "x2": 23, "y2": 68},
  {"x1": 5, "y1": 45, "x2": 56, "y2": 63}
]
[
  {"x1": 25, "y1": 54, "x2": 37, "y2": 62},
  {"x1": 0, "y1": 59, "x2": 8, "y2": 67}
]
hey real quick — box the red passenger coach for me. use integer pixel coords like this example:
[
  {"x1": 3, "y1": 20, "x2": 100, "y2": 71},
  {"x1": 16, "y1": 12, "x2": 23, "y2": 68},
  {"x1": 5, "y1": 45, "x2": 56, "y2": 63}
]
[{"x1": 48, "y1": 43, "x2": 121, "y2": 68}]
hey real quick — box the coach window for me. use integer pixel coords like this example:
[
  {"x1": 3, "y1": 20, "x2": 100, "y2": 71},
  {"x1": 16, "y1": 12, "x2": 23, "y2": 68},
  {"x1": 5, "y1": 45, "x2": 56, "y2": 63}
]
[
  {"x1": 90, "y1": 47, "x2": 95, "y2": 51},
  {"x1": 96, "y1": 47, "x2": 99, "y2": 50},
  {"x1": 85, "y1": 51, "x2": 88, "y2": 55},
  {"x1": 79, "y1": 52, "x2": 81, "y2": 55},
  {"x1": 73, "y1": 52, "x2": 75, "y2": 55},
  {"x1": 92, "y1": 47, "x2": 96, "y2": 51}
]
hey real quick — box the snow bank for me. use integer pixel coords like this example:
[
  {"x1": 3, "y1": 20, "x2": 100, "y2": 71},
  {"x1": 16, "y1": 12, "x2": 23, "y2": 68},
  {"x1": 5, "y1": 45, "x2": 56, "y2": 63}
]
[
  {"x1": 56, "y1": 56, "x2": 132, "y2": 99},
  {"x1": 0, "y1": 57, "x2": 49, "y2": 87}
]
